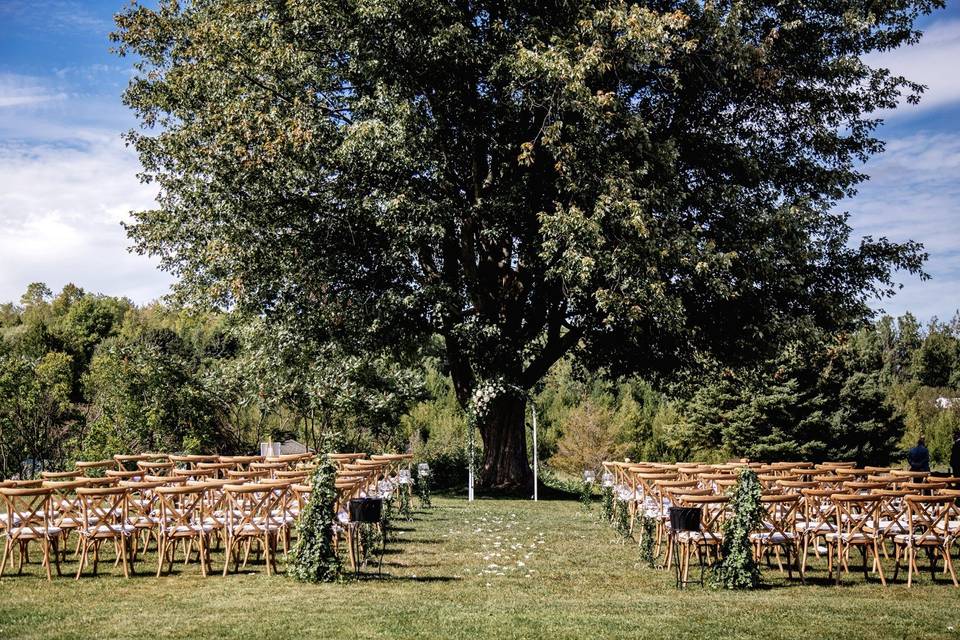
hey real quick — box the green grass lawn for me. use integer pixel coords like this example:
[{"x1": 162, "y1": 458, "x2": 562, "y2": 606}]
[{"x1": 1, "y1": 496, "x2": 958, "y2": 639}]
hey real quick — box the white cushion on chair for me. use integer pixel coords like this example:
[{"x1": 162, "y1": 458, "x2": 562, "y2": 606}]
[
  {"x1": 84, "y1": 523, "x2": 136, "y2": 536},
  {"x1": 163, "y1": 524, "x2": 214, "y2": 535},
  {"x1": 8, "y1": 525, "x2": 62, "y2": 539},
  {"x1": 750, "y1": 531, "x2": 795, "y2": 544},
  {"x1": 795, "y1": 521, "x2": 833, "y2": 533}
]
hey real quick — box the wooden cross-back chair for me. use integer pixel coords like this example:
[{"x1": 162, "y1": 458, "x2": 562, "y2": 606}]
[
  {"x1": 218, "y1": 455, "x2": 263, "y2": 471},
  {"x1": 155, "y1": 485, "x2": 214, "y2": 577},
  {"x1": 75, "y1": 486, "x2": 134, "y2": 579},
  {"x1": 221, "y1": 483, "x2": 284, "y2": 576},
  {"x1": 40, "y1": 469, "x2": 82, "y2": 481},
  {"x1": 196, "y1": 462, "x2": 235, "y2": 478},
  {"x1": 137, "y1": 460, "x2": 174, "y2": 476},
  {"x1": 893, "y1": 495, "x2": 959, "y2": 587},
  {"x1": 752, "y1": 494, "x2": 803, "y2": 581},
  {"x1": 168, "y1": 454, "x2": 218, "y2": 469},
  {"x1": 105, "y1": 469, "x2": 141, "y2": 481},
  {"x1": 776, "y1": 479, "x2": 817, "y2": 494},
  {"x1": 798, "y1": 488, "x2": 838, "y2": 572},
  {"x1": 42, "y1": 478, "x2": 91, "y2": 561},
  {"x1": 671, "y1": 494, "x2": 730, "y2": 585},
  {"x1": 75, "y1": 459, "x2": 114, "y2": 477},
  {"x1": 826, "y1": 494, "x2": 886, "y2": 586},
  {"x1": 119, "y1": 479, "x2": 166, "y2": 559},
  {"x1": 0, "y1": 487, "x2": 61, "y2": 581},
  {"x1": 172, "y1": 467, "x2": 218, "y2": 481},
  {"x1": 113, "y1": 454, "x2": 154, "y2": 471}
]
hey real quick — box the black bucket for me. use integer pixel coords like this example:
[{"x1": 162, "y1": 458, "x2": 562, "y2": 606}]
[
  {"x1": 669, "y1": 507, "x2": 702, "y2": 532},
  {"x1": 349, "y1": 497, "x2": 383, "y2": 523}
]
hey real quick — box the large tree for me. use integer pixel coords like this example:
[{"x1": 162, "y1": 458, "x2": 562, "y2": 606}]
[{"x1": 115, "y1": 0, "x2": 934, "y2": 491}]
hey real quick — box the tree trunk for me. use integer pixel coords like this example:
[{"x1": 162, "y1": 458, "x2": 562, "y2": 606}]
[{"x1": 476, "y1": 393, "x2": 533, "y2": 494}]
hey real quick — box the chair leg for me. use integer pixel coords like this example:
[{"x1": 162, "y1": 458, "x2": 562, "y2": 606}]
[
  {"x1": 52, "y1": 537, "x2": 61, "y2": 577},
  {"x1": 907, "y1": 546, "x2": 914, "y2": 588},
  {"x1": 873, "y1": 541, "x2": 886, "y2": 586},
  {"x1": 263, "y1": 532, "x2": 272, "y2": 576},
  {"x1": 198, "y1": 535, "x2": 208, "y2": 577},
  {"x1": 120, "y1": 536, "x2": 130, "y2": 579},
  {"x1": 157, "y1": 537, "x2": 166, "y2": 577},
  {"x1": 944, "y1": 545, "x2": 958, "y2": 587},
  {"x1": 42, "y1": 538, "x2": 52, "y2": 582},
  {"x1": 75, "y1": 539, "x2": 89, "y2": 580},
  {"x1": 222, "y1": 538, "x2": 233, "y2": 577},
  {"x1": 0, "y1": 537, "x2": 11, "y2": 576}
]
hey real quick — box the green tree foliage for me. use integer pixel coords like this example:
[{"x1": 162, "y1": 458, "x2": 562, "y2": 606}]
[
  {"x1": 684, "y1": 334, "x2": 903, "y2": 465},
  {"x1": 113, "y1": 0, "x2": 936, "y2": 490},
  {"x1": 0, "y1": 351, "x2": 75, "y2": 477},
  {"x1": 83, "y1": 327, "x2": 216, "y2": 458},
  {"x1": 0, "y1": 283, "x2": 421, "y2": 479}
]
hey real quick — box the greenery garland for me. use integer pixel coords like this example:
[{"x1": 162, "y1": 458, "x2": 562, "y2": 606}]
[
  {"x1": 398, "y1": 483, "x2": 413, "y2": 521},
  {"x1": 712, "y1": 467, "x2": 763, "y2": 589},
  {"x1": 415, "y1": 467, "x2": 432, "y2": 508},
  {"x1": 579, "y1": 479, "x2": 593, "y2": 511},
  {"x1": 613, "y1": 496, "x2": 632, "y2": 541},
  {"x1": 291, "y1": 455, "x2": 341, "y2": 583},
  {"x1": 638, "y1": 512, "x2": 657, "y2": 567},
  {"x1": 600, "y1": 485, "x2": 614, "y2": 523}
]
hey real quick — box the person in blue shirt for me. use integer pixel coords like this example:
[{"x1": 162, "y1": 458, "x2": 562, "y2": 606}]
[{"x1": 906, "y1": 437, "x2": 930, "y2": 473}]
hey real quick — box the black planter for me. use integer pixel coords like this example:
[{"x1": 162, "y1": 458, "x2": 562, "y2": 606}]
[
  {"x1": 669, "y1": 507, "x2": 702, "y2": 532},
  {"x1": 349, "y1": 497, "x2": 383, "y2": 523}
]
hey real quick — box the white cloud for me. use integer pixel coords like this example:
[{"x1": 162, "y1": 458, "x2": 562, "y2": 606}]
[
  {"x1": 0, "y1": 133, "x2": 174, "y2": 304},
  {"x1": 866, "y1": 19, "x2": 960, "y2": 116},
  {"x1": 849, "y1": 131, "x2": 960, "y2": 322},
  {"x1": 0, "y1": 74, "x2": 66, "y2": 109}
]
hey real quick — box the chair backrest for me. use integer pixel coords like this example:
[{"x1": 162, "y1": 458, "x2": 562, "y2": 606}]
[
  {"x1": 172, "y1": 467, "x2": 218, "y2": 480},
  {"x1": 41, "y1": 479, "x2": 89, "y2": 526},
  {"x1": 776, "y1": 480, "x2": 817, "y2": 493},
  {"x1": 105, "y1": 469, "x2": 142, "y2": 480},
  {"x1": 76, "y1": 486, "x2": 129, "y2": 532},
  {"x1": 842, "y1": 480, "x2": 890, "y2": 493},
  {"x1": 904, "y1": 495, "x2": 959, "y2": 542},
  {"x1": 155, "y1": 485, "x2": 207, "y2": 531},
  {"x1": 218, "y1": 456, "x2": 263, "y2": 470},
  {"x1": 800, "y1": 488, "x2": 837, "y2": 524},
  {"x1": 137, "y1": 461, "x2": 174, "y2": 475},
  {"x1": 40, "y1": 469, "x2": 82, "y2": 480},
  {"x1": 675, "y1": 495, "x2": 730, "y2": 535},
  {"x1": 222, "y1": 484, "x2": 283, "y2": 535},
  {"x1": 113, "y1": 454, "x2": 154, "y2": 471},
  {"x1": 831, "y1": 494, "x2": 882, "y2": 541},
  {"x1": 0, "y1": 487, "x2": 53, "y2": 538},
  {"x1": 758, "y1": 494, "x2": 800, "y2": 539},
  {"x1": 75, "y1": 459, "x2": 115, "y2": 476}
]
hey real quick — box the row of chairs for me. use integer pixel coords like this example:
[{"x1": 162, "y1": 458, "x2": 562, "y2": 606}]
[
  {"x1": 0, "y1": 451, "x2": 414, "y2": 580},
  {"x1": 601, "y1": 460, "x2": 960, "y2": 587}
]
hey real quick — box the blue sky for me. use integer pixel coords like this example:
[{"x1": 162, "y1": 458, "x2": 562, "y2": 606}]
[{"x1": 0, "y1": 1, "x2": 958, "y2": 323}]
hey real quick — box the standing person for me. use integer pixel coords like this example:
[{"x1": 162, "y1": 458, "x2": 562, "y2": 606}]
[
  {"x1": 951, "y1": 432, "x2": 960, "y2": 476},
  {"x1": 907, "y1": 436, "x2": 930, "y2": 473}
]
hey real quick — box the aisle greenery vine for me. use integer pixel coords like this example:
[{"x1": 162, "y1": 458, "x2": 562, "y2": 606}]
[
  {"x1": 638, "y1": 512, "x2": 657, "y2": 567},
  {"x1": 600, "y1": 484, "x2": 614, "y2": 522},
  {"x1": 712, "y1": 467, "x2": 763, "y2": 589},
  {"x1": 290, "y1": 455, "x2": 341, "y2": 583}
]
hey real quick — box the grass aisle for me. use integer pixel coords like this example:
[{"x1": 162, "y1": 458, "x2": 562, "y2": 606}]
[{"x1": 1, "y1": 497, "x2": 959, "y2": 639}]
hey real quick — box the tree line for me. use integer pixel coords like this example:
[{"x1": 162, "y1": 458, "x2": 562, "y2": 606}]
[{"x1": 2, "y1": 282, "x2": 957, "y2": 480}]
